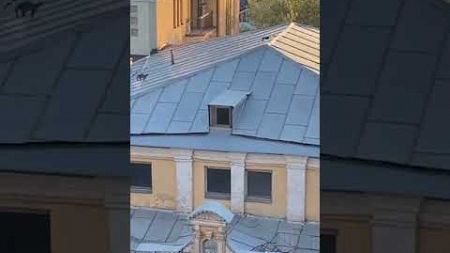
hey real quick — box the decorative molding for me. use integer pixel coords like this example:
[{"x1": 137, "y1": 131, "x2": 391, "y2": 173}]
[
  {"x1": 285, "y1": 155, "x2": 308, "y2": 169},
  {"x1": 246, "y1": 153, "x2": 286, "y2": 166},
  {"x1": 130, "y1": 146, "x2": 175, "y2": 162}
]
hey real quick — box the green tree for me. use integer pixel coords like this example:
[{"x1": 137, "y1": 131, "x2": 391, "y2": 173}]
[{"x1": 248, "y1": 0, "x2": 319, "y2": 28}]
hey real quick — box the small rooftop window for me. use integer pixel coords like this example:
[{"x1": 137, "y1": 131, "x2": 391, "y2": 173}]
[
  {"x1": 210, "y1": 106, "x2": 232, "y2": 128},
  {"x1": 208, "y1": 90, "x2": 250, "y2": 129}
]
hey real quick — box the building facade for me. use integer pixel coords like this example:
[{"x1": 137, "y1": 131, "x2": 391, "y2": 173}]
[
  {"x1": 321, "y1": 0, "x2": 450, "y2": 251},
  {"x1": 130, "y1": 23, "x2": 320, "y2": 252},
  {"x1": 130, "y1": 0, "x2": 240, "y2": 57}
]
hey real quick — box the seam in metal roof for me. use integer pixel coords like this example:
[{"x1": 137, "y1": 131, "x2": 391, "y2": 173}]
[{"x1": 130, "y1": 24, "x2": 320, "y2": 150}]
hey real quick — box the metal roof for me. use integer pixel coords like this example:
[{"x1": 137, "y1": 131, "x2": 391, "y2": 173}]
[
  {"x1": 130, "y1": 208, "x2": 192, "y2": 253},
  {"x1": 0, "y1": 4, "x2": 129, "y2": 176},
  {"x1": 0, "y1": 0, "x2": 127, "y2": 53},
  {"x1": 130, "y1": 23, "x2": 319, "y2": 97},
  {"x1": 130, "y1": 207, "x2": 319, "y2": 253},
  {"x1": 130, "y1": 33, "x2": 320, "y2": 150},
  {"x1": 322, "y1": 0, "x2": 450, "y2": 170},
  {"x1": 0, "y1": 6, "x2": 129, "y2": 144}
]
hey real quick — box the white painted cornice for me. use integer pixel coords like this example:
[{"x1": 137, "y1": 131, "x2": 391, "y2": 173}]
[{"x1": 131, "y1": 147, "x2": 319, "y2": 170}]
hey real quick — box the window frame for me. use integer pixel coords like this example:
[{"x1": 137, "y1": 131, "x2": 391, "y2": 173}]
[
  {"x1": 130, "y1": 163, "x2": 153, "y2": 194},
  {"x1": 245, "y1": 169, "x2": 273, "y2": 203},
  {"x1": 320, "y1": 229, "x2": 338, "y2": 253},
  {"x1": 204, "y1": 167, "x2": 231, "y2": 200},
  {"x1": 209, "y1": 105, "x2": 232, "y2": 128},
  {"x1": 131, "y1": 28, "x2": 139, "y2": 37},
  {"x1": 130, "y1": 5, "x2": 138, "y2": 13},
  {"x1": 130, "y1": 16, "x2": 138, "y2": 26}
]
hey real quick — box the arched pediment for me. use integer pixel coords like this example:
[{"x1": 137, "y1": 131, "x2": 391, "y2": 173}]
[{"x1": 190, "y1": 201, "x2": 234, "y2": 223}]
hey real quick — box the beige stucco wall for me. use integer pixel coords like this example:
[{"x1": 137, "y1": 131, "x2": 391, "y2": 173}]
[
  {"x1": 130, "y1": 151, "x2": 320, "y2": 221},
  {"x1": 156, "y1": 0, "x2": 189, "y2": 48},
  {"x1": 244, "y1": 163, "x2": 286, "y2": 218},
  {"x1": 306, "y1": 164, "x2": 320, "y2": 221},
  {"x1": 0, "y1": 173, "x2": 128, "y2": 253},
  {"x1": 322, "y1": 192, "x2": 450, "y2": 253},
  {"x1": 131, "y1": 159, "x2": 177, "y2": 209},
  {"x1": 419, "y1": 227, "x2": 450, "y2": 253},
  {"x1": 321, "y1": 215, "x2": 371, "y2": 253}
]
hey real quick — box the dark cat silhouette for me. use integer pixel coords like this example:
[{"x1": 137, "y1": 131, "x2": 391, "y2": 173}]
[
  {"x1": 15, "y1": 1, "x2": 44, "y2": 18},
  {"x1": 136, "y1": 74, "x2": 148, "y2": 81}
]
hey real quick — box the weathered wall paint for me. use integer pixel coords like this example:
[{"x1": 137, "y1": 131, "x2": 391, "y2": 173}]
[
  {"x1": 131, "y1": 154, "x2": 320, "y2": 222},
  {"x1": 0, "y1": 174, "x2": 127, "y2": 253}
]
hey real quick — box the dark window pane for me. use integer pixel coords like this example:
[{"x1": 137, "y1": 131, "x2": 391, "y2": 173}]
[
  {"x1": 320, "y1": 233, "x2": 336, "y2": 253},
  {"x1": 0, "y1": 211, "x2": 50, "y2": 253},
  {"x1": 216, "y1": 107, "x2": 230, "y2": 125},
  {"x1": 131, "y1": 163, "x2": 152, "y2": 188},
  {"x1": 206, "y1": 168, "x2": 230, "y2": 194},
  {"x1": 247, "y1": 171, "x2": 272, "y2": 198}
]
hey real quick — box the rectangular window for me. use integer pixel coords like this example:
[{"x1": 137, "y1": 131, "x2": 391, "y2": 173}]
[
  {"x1": 210, "y1": 106, "x2": 232, "y2": 127},
  {"x1": 206, "y1": 167, "x2": 231, "y2": 198},
  {"x1": 131, "y1": 28, "x2": 139, "y2": 37},
  {"x1": 320, "y1": 231, "x2": 337, "y2": 253},
  {"x1": 131, "y1": 163, "x2": 152, "y2": 192},
  {"x1": 130, "y1": 17, "x2": 138, "y2": 26},
  {"x1": 173, "y1": 0, "x2": 177, "y2": 28},
  {"x1": 131, "y1": 5, "x2": 137, "y2": 13},
  {"x1": 246, "y1": 170, "x2": 272, "y2": 202},
  {"x1": 177, "y1": 0, "x2": 180, "y2": 26},
  {"x1": 0, "y1": 211, "x2": 50, "y2": 253},
  {"x1": 180, "y1": 0, "x2": 183, "y2": 25}
]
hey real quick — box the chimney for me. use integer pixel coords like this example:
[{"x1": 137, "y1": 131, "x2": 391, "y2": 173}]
[{"x1": 170, "y1": 50, "x2": 175, "y2": 65}]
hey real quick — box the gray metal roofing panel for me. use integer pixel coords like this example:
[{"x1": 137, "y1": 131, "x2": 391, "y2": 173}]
[
  {"x1": 322, "y1": 0, "x2": 450, "y2": 170},
  {"x1": 251, "y1": 71, "x2": 277, "y2": 100},
  {"x1": 0, "y1": 7, "x2": 129, "y2": 146},
  {"x1": 34, "y1": 69, "x2": 112, "y2": 141},
  {"x1": 173, "y1": 92, "x2": 204, "y2": 122},
  {"x1": 256, "y1": 113, "x2": 286, "y2": 140},
  {"x1": 0, "y1": 0, "x2": 128, "y2": 52},
  {"x1": 131, "y1": 207, "x2": 319, "y2": 253},
  {"x1": 209, "y1": 90, "x2": 250, "y2": 107},
  {"x1": 0, "y1": 96, "x2": 46, "y2": 143},
  {"x1": 234, "y1": 99, "x2": 266, "y2": 132},
  {"x1": 130, "y1": 25, "x2": 288, "y2": 97},
  {"x1": 131, "y1": 43, "x2": 320, "y2": 146},
  {"x1": 131, "y1": 131, "x2": 319, "y2": 157},
  {"x1": 145, "y1": 103, "x2": 178, "y2": 133},
  {"x1": 266, "y1": 84, "x2": 295, "y2": 114},
  {"x1": 2, "y1": 36, "x2": 74, "y2": 95}
]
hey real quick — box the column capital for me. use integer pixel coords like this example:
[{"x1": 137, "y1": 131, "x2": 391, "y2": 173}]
[
  {"x1": 285, "y1": 156, "x2": 308, "y2": 169},
  {"x1": 227, "y1": 152, "x2": 247, "y2": 164},
  {"x1": 173, "y1": 149, "x2": 193, "y2": 162}
]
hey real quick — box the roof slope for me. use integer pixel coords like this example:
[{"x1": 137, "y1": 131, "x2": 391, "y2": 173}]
[
  {"x1": 131, "y1": 24, "x2": 320, "y2": 154},
  {"x1": 0, "y1": 0, "x2": 127, "y2": 52},
  {"x1": 130, "y1": 23, "x2": 319, "y2": 97},
  {"x1": 0, "y1": 6, "x2": 129, "y2": 144},
  {"x1": 322, "y1": 0, "x2": 450, "y2": 170},
  {"x1": 130, "y1": 207, "x2": 319, "y2": 253},
  {"x1": 131, "y1": 45, "x2": 319, "y2": 149},
  {"x1": 0, "y1": 3, "x2": 129, "y2": 176}
]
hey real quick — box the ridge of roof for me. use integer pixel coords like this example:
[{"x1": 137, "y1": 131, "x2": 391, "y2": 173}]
[{"x1": 130, "y1": 25, "x2": 290, "y2": 97}]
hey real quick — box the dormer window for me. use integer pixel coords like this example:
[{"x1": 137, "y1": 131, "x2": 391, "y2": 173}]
[
  {"x1": 210, "y1": 106, "x2": 232, "y2": 128},
  {"x1": 208, "y1": 90, "x2": 251, "y2": 129}
]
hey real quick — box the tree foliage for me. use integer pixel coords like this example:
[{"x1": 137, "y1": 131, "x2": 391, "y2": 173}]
[{"x1": 248, "y1": 0, "x2": 319, "y2": 28}]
